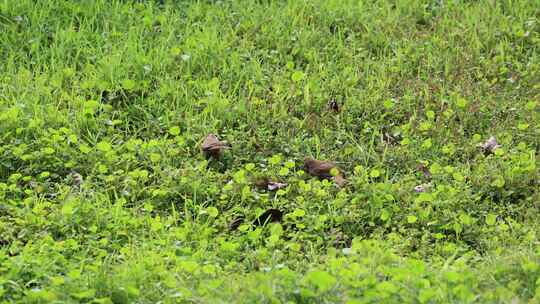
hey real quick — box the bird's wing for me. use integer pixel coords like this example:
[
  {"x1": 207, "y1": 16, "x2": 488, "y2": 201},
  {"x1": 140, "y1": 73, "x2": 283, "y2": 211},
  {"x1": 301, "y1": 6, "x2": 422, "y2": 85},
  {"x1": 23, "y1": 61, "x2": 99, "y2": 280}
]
[
  {"x1": 202, "y1": 134, "x2": 226, "y2": 150},
  {"x1": 314, "y1": 162, "x2": 335, "y2": 173}
]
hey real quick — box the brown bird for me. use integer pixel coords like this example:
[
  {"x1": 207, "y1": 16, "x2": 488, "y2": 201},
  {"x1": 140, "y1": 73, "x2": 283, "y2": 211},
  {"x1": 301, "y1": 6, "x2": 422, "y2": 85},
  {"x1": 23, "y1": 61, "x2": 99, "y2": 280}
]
[
  {"x1": 328, "y1": 99, "x2": 340, "y2": 112},
  {"x1": 416, "y1": 163, "x2": 432, "y2": 180},
  {"x1": 304, "y1": 157, "x2": 346, "y2": 186},
  {"x1": 253, "y1": 209, "x2": 283, "y2": 226},
  {"x1": 201, "y1": 134, "x2": 230, "y2": 158},
  {"x1": 478, "y1": 136, "x2": 501, "y2": 155},
  {"x1": 254, "y1": 177, "x2": 288, "y2": 191},
  {"x1": 71, "y1": 171, "x2": 84, "y2": 188}
]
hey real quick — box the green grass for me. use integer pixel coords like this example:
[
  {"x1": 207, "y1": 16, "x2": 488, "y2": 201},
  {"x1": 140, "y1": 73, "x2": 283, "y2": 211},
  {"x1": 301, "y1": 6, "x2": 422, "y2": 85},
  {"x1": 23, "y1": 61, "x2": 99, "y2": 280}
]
[{"x1": 1, "y1": 0, "x2": 539, "y2": 302}]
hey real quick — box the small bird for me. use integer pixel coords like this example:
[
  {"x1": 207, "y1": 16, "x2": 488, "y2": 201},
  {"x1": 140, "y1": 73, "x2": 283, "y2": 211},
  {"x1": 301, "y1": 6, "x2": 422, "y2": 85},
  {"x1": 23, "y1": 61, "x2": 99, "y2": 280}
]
[
  {"x1": 414, "y1": 183, "x2": 432, "y2": 193},
  {"x1": 416, "y1": 163, "x2": 432, "y2": 180},
  {"x1": 253, "y1": 209, "x2": 283, "y2": 226},
  {"x1": 304, "y1": 157, "x2": 346, "y2": 186},
  {"x1": 70, "y1": 171, "x2": 83, "y2": 189},
  {"x1": 328, "y1": 99, "x2": 340, "y2": 112},
  {"x1": 229, "y1": 216, "x2": 245, "y2": 231},
  {"x1": 201, "y1": 134, "x2": 230, "y2": 158},
  {"x1": 479, "y1": 136, "x2": 501, "y2": 155},
  {"x1": 254, "y1": 177, "x2": 288, "y2": 191}
]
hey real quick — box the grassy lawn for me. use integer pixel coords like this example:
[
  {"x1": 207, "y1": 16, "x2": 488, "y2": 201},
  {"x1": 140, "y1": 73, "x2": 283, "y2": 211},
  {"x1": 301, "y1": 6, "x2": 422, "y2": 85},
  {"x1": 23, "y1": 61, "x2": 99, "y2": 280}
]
[{"x1": 1, "y1": 0, "x2": 539, "y2": 302}]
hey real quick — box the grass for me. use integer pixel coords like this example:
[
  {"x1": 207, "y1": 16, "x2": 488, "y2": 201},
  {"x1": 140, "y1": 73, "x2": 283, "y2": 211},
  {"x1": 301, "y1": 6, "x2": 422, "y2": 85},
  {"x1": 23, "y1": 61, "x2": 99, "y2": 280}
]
[{"x1": 0, "y1": 0, "x2": 539, "y2": 302}]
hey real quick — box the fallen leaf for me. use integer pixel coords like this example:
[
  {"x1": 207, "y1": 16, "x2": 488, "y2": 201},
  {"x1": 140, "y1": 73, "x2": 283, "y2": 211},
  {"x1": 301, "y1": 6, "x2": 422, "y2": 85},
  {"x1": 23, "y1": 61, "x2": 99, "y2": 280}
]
[
  {"x1": 479, "y1": 136, "x2": 501, "y2": 155},
  {"x1": 304, "y1": 157, "x2": 347, "y2": 186},
  {"x1": 253, "y1": 209, "x2": 283, "y2": 226},
  {"x1": 201, "y1": 134, "x2": 230, "y2": 158}
]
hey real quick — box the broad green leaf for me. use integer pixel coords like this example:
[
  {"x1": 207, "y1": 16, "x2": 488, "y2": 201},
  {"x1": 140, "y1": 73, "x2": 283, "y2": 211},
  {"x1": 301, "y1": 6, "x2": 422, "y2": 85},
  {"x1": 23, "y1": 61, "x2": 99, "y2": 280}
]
[
  {"x1": 305, "y1": 270, "x2": 336, "y2": 291},
  {"x1": 207, "y1": 207, "x2": 219, "y2": 218},
  {"x1": 96, "y1": 141, "x2": 112, "y2": 152},
  {"x1": 291, "y1": 71, "x2": 305, "y2": 82},
  {"x1": 486, "y1": 214, "x2": 497, "y2": 226},
  {"x1": 169, "y1": 126, "x2": 181, "y2": 136},
  {"x1": 407, "y1": 215, "x2": 418, "y2": 224}
]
